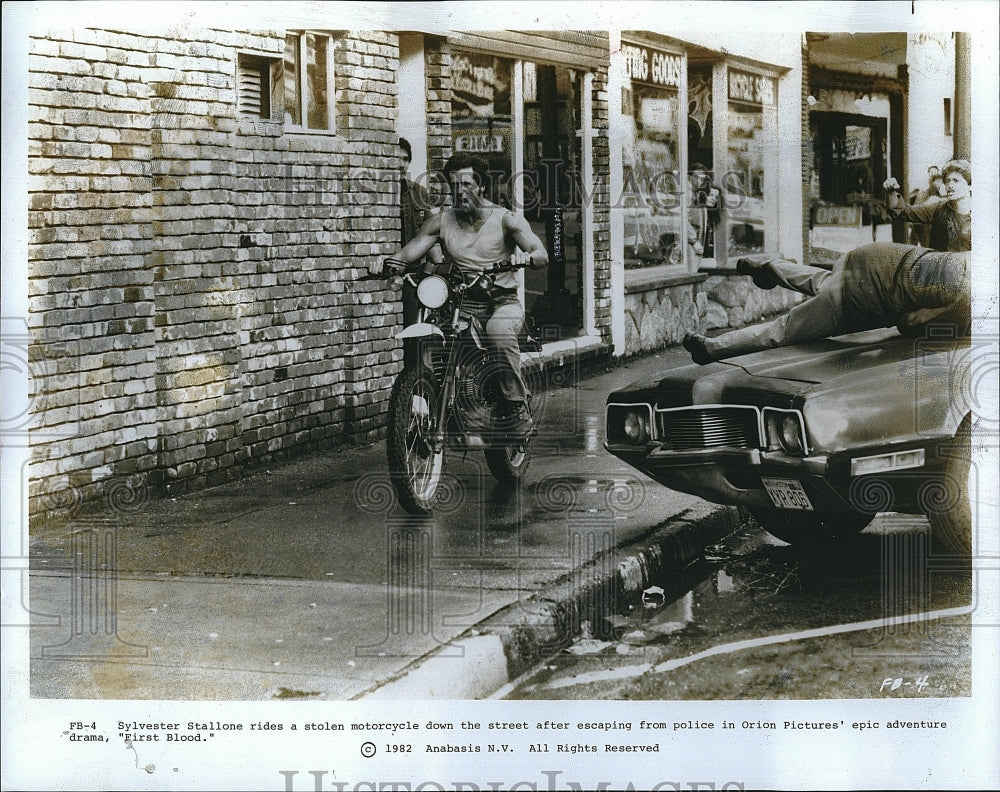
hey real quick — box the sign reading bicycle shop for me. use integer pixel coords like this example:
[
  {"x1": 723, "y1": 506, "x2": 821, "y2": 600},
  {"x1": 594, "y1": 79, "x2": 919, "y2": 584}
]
[
  {"x1": 728, "y1": 68, "x2": 777, "y2": 107},
  {"x1": 622, "y1": 42, "x2": 682, "y2": 89}
]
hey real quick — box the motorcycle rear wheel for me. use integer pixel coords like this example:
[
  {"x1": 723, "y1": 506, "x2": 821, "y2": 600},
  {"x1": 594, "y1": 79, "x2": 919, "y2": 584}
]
[
  {"x1": 387, "y1": 366, "x2": 444, "y2": 514},
  {"x1": 485, "y1": 441, "x2": 531, "y2": 486}
]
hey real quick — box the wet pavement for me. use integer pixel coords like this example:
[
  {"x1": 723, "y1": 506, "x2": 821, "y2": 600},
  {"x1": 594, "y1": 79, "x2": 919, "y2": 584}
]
[
  {"x1": 502, "y1": 513, "x2": 973, "y2": 700},
  {"x1": 27, "y1": 347, "x2": 705, "y2": 699}
]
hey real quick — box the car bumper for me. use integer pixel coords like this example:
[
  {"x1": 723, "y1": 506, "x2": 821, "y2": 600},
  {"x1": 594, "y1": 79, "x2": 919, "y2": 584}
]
[{"x1": 605, "y1": 441, "x2": 945, "y2": 515}]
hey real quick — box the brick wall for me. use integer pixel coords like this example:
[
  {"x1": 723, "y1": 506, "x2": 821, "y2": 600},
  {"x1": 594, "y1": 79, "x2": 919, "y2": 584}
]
[
  {"x1": 28, "y1": 28, "x2": 403, "y2": 515},
  {"x1": 801, "y1": 39, "x2": 813, "y2": 258},
  {"x1": 425, "y1": 38, "x2": 453, "y2": 176},
  {"x1": 27, "y1": 28, "x2": 616, "y2": 518}
]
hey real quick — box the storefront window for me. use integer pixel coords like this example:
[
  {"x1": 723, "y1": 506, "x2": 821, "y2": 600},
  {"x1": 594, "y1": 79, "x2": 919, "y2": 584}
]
[
  {"x1": 521, "y1": 62, "x2": 584, "y2": 337},
  {"x1": 450, "y1": 52, "x2": 585, "y2": 338},
  {"x1": 724, "y1": 68, "x2": 777, "y2": 258},
  {"x1": 621, "y1": 41, "x2": 685, "y2": 270},
  {"x1": 450, "y1": 52, "x2": 514, "y2": 202}
]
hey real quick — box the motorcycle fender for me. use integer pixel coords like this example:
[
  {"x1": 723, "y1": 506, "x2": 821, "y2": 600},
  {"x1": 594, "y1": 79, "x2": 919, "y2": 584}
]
[{"x1": 396, "y1": 323, "x2": 445, "y2": 340}]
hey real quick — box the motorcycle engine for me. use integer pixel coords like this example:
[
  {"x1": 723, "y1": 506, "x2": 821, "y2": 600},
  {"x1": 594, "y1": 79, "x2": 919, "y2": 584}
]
[{"x1": 453, "y1": 359, "x2": 494, "y2": 433}]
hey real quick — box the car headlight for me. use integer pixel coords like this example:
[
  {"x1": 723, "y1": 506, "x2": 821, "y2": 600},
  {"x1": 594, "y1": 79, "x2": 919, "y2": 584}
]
[
  {"x1": 416, "y1": 275, "x2": 449, "y2": 309},
  {"x1": 764, "y1": 409, "x2": 806, "y2": 455},
  {"x1": 623, "y1": 410, "x2": 648, "y2": 443},
  {"x1": 607, "y1": 404, "x2": 653, "y2": 446},
  {"x1": 779, "y1": 415, "x2": 803, "y2": 454}
]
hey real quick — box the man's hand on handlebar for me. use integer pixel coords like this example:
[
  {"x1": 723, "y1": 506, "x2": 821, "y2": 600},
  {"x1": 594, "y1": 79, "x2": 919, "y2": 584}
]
[
  {"x1": 510, "y1": 249, "x2": 544, "y2": 270},
  {"x1": 366, "y1": 258, "x2": 407, "y2": 277}
]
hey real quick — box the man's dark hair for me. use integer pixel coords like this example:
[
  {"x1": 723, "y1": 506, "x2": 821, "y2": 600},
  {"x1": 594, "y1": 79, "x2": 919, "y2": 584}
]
[
  {"x1": 399, "y1": 137, "x2": 412, "y2": 159},
  {"x1": 942, "y1": 158, "x2": 971, "y2": 187},
  {"x1": 443, "y1": 152, "x2": 488, "y2": 185}
]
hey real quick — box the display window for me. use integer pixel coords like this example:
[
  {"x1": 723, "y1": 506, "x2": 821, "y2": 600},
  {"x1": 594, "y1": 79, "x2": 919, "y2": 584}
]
[
  {"x1": 724, "y1": 68, "x2": 778, "y2": 259},
  {"x1": 450, "y1": 51, "x2": 587, "y2": 339},
  {"x1": 620, "y1": 41, "x2": 688, "y2": 270}
]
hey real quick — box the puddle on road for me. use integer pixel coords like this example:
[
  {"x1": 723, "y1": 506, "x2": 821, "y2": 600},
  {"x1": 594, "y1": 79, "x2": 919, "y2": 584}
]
[{"x1": 516, "y1": 524, "x2": 973, "y2": 694}]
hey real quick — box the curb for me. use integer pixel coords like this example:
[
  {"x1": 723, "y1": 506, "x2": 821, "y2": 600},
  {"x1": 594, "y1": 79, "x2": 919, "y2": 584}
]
[{"x1": 360, "y1": 502, "x2": 749, "y2": 700}]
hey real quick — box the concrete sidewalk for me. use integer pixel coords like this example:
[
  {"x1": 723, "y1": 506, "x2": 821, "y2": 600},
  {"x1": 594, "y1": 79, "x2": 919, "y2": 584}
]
[{"x1": 27, "y1": 345, "x2": 744, "y2": 700}]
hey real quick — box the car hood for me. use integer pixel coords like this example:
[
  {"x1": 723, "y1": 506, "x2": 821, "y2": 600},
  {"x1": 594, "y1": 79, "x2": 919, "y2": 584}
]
[
  {"x1": 614, "y1": 330, "x2": 905, "y2": 401},
  {"x1": 609, "y1": 328, "x2": 969, "y2": 451},
  {"x1": 724, "y1": 328, "x2": 906, "y2": 383}
]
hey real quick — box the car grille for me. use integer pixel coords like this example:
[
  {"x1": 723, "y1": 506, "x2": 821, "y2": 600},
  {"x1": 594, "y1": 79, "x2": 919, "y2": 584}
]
[{"x1": 656, "y1": 407, "x2": 762, "y2": 450}]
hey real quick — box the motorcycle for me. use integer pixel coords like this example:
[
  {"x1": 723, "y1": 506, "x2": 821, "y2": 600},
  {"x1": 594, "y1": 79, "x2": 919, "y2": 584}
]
[{"x1": 362, "y1": 257, "x2": 540, "y2": 514}]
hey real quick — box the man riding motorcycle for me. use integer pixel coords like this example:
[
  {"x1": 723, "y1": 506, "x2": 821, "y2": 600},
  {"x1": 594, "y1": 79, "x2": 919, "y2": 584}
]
[{"x1": 370, "y1": 152, "x2": 549, "y2": 437}]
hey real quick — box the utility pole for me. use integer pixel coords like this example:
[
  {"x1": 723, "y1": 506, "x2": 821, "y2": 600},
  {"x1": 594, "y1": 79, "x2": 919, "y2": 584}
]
[{"x1": 953, "y1": 32, "x2": 971, "y2": 159}]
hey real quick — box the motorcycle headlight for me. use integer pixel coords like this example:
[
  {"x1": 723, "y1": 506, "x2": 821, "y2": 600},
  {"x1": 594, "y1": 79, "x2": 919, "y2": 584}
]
[{"x1": 417, "y1": 275, "x2": 449, "y2": 309}]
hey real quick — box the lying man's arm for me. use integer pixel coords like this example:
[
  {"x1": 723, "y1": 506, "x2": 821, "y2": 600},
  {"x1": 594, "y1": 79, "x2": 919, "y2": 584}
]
[{"x1": 897, "y1": 297, "x2": 972, "y2": 338}]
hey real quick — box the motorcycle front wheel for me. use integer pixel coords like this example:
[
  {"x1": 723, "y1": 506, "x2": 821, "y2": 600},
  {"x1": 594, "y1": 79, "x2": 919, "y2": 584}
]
[{"x1": 386, "y1": 367, "x2": 444, "y2": 514}]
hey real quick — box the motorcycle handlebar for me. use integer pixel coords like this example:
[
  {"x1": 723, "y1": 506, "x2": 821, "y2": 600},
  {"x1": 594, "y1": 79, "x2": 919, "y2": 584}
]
[
  {"x1": 357, "y1": 258, "x2": 410, "y2": 281},
  {"x1": 487, "y1": 258, "x2": 531, "y2": 275},
  {"x1": 358, "y1": 257, "x2": 529, "y2": 283}
]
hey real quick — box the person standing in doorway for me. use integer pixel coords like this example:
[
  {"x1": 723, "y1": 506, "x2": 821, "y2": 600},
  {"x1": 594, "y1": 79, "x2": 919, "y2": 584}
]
[
  {"x1": 397, "y1": 138, "x2": 442, "y2": 366},
  {"x1": 688, "y1": 163, "x2": 722, "y2": 259}
]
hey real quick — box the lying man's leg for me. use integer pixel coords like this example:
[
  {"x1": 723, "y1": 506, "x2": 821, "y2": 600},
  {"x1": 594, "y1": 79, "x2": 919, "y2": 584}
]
[
  {"x1": 684, "y1": 283, "x2": 846, "y2": 363},
  {"x1": 737, "y1": 254, "x2": 834, "y2": 296}
]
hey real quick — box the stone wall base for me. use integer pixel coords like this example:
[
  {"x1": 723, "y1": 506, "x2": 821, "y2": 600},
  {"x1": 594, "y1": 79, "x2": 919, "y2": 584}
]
[{"x1": 624, "y1": 270, "x2": 803, "y2": 355}]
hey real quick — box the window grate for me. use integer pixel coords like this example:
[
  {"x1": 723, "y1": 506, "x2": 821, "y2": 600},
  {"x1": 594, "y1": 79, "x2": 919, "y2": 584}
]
[{"x1": 237, "y1": 54, "x2": 276, "y2": 120}]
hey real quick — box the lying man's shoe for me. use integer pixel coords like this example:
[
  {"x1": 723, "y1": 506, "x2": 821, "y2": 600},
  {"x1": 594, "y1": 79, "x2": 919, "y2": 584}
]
[
  {"x1": 736, "y1": 254, "x2": 778, "y2": 290},
  {"x1": 682, "y1": 333, "x2": 714, "y2": 365},
  {"x1": 496, "y1": 400, "x2": 533, "y2": 439}
]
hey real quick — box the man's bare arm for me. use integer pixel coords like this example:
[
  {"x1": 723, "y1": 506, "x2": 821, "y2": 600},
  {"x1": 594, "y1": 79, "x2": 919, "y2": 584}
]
[
  {"x1": 369, "y1": 212, "x2": 442, "y2": 274},
  {"x1": 503, "y1": 211, "x2": 548, "y2": 268}
]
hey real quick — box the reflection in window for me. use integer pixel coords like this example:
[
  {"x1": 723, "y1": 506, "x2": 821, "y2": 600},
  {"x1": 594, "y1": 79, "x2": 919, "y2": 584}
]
[
  {"x1": 622, "y1": 85, "x2": 684, "y2": 269},
  {"x1": 450, "y1": 52, "x2": 513, "y2": 205},
  {"x1": 306, "y1": 33, "x2": 329, "y2": 129},
  {"x1": 726, "y1": 106, "x2": 766, "y2": 256},
  {"x1": 725, "y1": 70, "x2": 776, "y2": 258},
  {"x1": 283, "y1": 36, "x2": 301, "y2": 126},
  {"x1": 284, "y1": 33, "x2": 333, "y2": 131}
]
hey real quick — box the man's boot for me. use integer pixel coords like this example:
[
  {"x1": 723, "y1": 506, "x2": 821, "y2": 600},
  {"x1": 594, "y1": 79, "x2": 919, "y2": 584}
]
[
  {"x1": 736, "y1": 254, "x2": 779, "y2": 290},
  {"x1": 682, "y1": 333, "x2": 715, "y2": 365},
  {"x1": 497, "y1": 400, "x2": 533, "y2": 439}
]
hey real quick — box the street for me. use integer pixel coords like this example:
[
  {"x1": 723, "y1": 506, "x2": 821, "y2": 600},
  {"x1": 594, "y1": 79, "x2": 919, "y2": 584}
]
[
  {"x1": 500, "y1": 514, "x2": 972, "y2": 700},
  {"x1": 28, "y1": 349, "x2": 702, "y2": 700},
  {"x1": 26, "y1": 346, "x2": 972, "y2": 701}
]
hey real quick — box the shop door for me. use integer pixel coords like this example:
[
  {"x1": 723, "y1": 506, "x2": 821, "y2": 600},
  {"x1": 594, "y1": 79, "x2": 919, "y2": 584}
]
[
  {"x1": 812, "y1": 112, "x2": 887, "y2": 215},
  {"x1": 521, "y1": 63, "x2": 584, "y2": 339}
]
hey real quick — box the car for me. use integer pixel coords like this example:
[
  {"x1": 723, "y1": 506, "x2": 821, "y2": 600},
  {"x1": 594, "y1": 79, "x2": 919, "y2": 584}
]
[
  {"x1": 605, "y1": 327, "x2": 972, "y2": 552},
  {"x1": 623, "y1": 206, "x2": 683, "y2": 264}
]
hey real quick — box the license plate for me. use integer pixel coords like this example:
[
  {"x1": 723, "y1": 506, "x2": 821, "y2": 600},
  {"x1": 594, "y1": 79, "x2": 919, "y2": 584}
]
[{"x1": 761, "y1": 477, "x2": 814, "y2": 511}]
